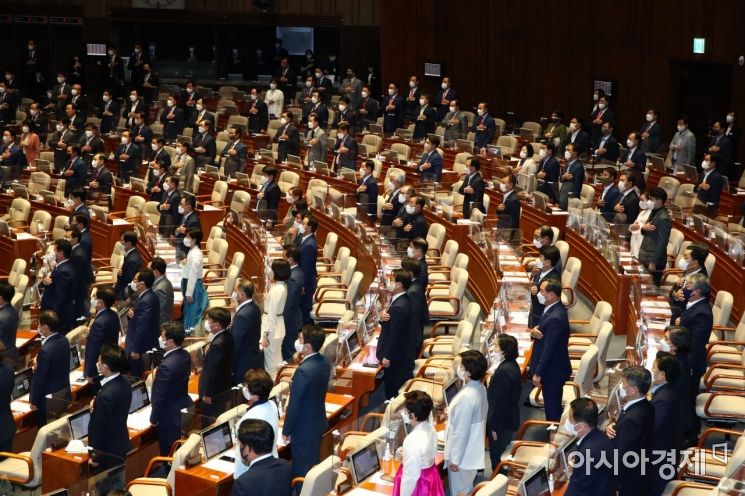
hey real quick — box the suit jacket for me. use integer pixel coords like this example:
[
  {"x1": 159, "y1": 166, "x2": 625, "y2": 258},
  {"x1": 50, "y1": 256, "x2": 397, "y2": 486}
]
[
  {"x1": 176, "y1": 211, "x2": 201, "y2": 252},
  {"x1": 382, "y1": 94, "x2": 404, "y2": 133},
  {"x1": 151, "y1": 148, "x2": 172, "y2": 170},
  {"x1": 0, "y1": 303, "x2": 18, "y2": 366},
  {"x1": 84, "y1": 308, "x2": 120, "y2": 379},
  {"x1": 0, "y1": 363, "x2": 14, "y2": 445},
  {"x1": 147, "y1": 170, "x2": 167, "y2": 202},
  {"x1": 614, "y1": 189, "x2": 640, "y2": 225},
  {"x1": 89, "y1": 166, "x2": 113, "y2": 195},
  {"x1": 193, "y1": 132, "x2": 216, "y2": 165},
  {"x1": 599, "y1": 184, "x2": 622, "y2": 221},
  {"x1": 116, "y1": 142, "x2": 142, "y2": 175},
  {"x1": 397, "y1": 212, "x2": 428, "y2": 240},
  {"x1": 695, "y1": 168, "x2": 724, "y2": 206},
  {"x1": 126, "y1": 290, "x2": 160, "y2": 354},
  {"x1": 191, "y1": 110, "x2": 216, "y2": 130},
  {"x1": 357, "y1": 96, "x2": 379, "y2": 123},
  {"x1": 61, "y1": 157, "x2": 87, "y2": 194},
  {"x1": 459, "y1": 172, "x2": 485, "y2": 219},
  {"x1": 670, "y1": 128, "x2": 696, "y2": 166},
  {"x1": 151, "y1": 275, "x2": 174, "y2": 327},
  {"x1": 80, "y1": 135, "x2": 105, "y2": 163},
  {"x1": 150, "y1": 347, "x2": 193, "y2": 424},
  {"x1": 637, "y1": 207, "x2": 672, "y2": 266},
  {"x1": 333, "y1": 134, "x2": 358, "y2": 171},
  {"x1": 30, "y1": 333, "x2": 71, "y2": 408},
  {"x1": 418, "y1": 149, "x2": 443, "y2": 182},
  {"x1": 231, "y1": 455, "x2": 292, "y2": 496},
  {"x1": 412, "y1": 105, "x2": 436, "y2": 139},
  {"x1": 174, "y1": 155, "x2": 196, "y2": 193},
  {"x1": 376, "y1": 294, "x2": 412, "y2": 379},
  {"x1": 88, "y1": 374, "x2": 132, "y2": 459},
  {"x1": 160, "y1": 105, "x2": 185, "y2": 140},
  {"x1": 406, "y1": 281, "x2": 425, "y2": 366},
  {"x1": 49, "y1": 129, "x2": 78, "y2": 171},
  {"x1": 97, "y1": 99, "x2": 120, "y2": 134},
  {"x1": 565, "y1": 429, "x2": 614, "y2": 496},
  {"x1": 357, "y1": 175, "x2": 378, "y2": 217},
  {"x1": 232, "y1": 301, "x2": 263, "y2": 383},
  {"x1": 680, "y1": 299, "x2": 713, "y2": 376},
  {"x1": 613, "y1": 398, "x2": 654, "y2": 496},
  {"x1": 498, "y1": 191, "x2": 521, "y2": 230},
  {"x1": 247, "y1": 99, "x2": 269, "y2": 134},
  {"x1": 531, "y1": 302, "x2": 571, "y2": 382},
  {"x1": 198, "y1": 331, "x2": 235, "y2": 399},
  {"x1": 257, "y1": 181, "x2": 281, "y2": 220},
  {"x1": 486, "y1": 360, "x2": 522, "y2": 432},
  {"x1": 332, "y1": 108, "x2": 358, "y2": 133},
  {"x1": 403, "y1": 86, "x2": 422, "y2": 121},
  {"x1": 528, "y1": 268, "x2": 559, "y2": 328},
  {"x1": 434, "y1": 88, "x2": 458, "y2": 121},
  {"x1": 273, "y1": 123, "x2": 300, "y2": 162},
  {"x1": 159, "y1": 189, "x2": 182, "y2": 232},
  {"x1": 380, "y1": 188, "x2": 405, "y2": 226},
  {"x1": 304, "y1": 127, "x2": 328, "y2": 166},
  {"x1": 70, "y1": 243, "x2": 93, "y2": 288},
  {"x1": 561, "y1": 159, "x2": 586, "y2": 198},
  {"x1": 41, "y1": 260, "x2": 77, "y2": 328},
  {"x1": 595, "y1": 134, "x2": 620, "y2": 162},
  {"x1": 563, "y1": 130, "x2": 591, "y2": 155},
  {"x1": 124, "y1": 99, "x2": 146, "y2": 127},
  {"x1": 282, "y1": 353, "x2": 331, "y2": 440},
  {"x1": 221, "y1": 140, "x2": 248, "y2": 177},
  {"x1": 441, "y1": 110, "x2": 469, "y2": 142},
  {"x1": 641, "y1": 120, "x2": 664, "y2": 154},
  {"x1": 115, "y1": 249, "x2": 143, "y2": 298},
  {"x1": 470, "y1": 113, "x2": 496, "y2": 150},
  {"x1": 708, "y1": 134, "x2": 735, "y2": 176},
  {"x1": 131, "y1": 124, "x2": 153, "y2": 148},
  {"x1": 299, "y1": 234, "x2": 318, "y2": 294},
  {"x1": 651, "y1": 382, "x2": 683, "y2": 453},
  {"x1": 284, "y1": 267, "x2": 304, "y2": 337},
  {"x1": 304, "y1": 102, "x2": 328, "y2": 128}
]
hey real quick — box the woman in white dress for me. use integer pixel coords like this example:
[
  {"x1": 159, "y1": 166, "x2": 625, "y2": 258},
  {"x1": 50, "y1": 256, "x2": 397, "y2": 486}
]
[
  {"x1": 629, "y1": 191, "x2": 653, "y2": 258},
  {"x1": 393, "y1": 390, "x2": 444, "y2": 496},
  {"x1": 262, "y1": 259, "x2": 288, "y2": 379},
  {"x1": 264, "y1": 79, "x2": 285, "y2": 119},
  {"x1": 234, "y1": 369, "x2": 279, "y2": 479},
  {"x1": 181, "y1": 228, "x2": 208, "y2": 330},
  {"x1": 444, "y1": 350, "x2": 488, "y2": 496}
]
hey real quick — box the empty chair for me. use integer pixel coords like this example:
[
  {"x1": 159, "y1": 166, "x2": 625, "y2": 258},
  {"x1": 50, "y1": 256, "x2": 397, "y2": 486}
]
[
  {"x1": 472, "y1": 474, "x2": 509, "y2": 496},
  {"x1": 361, "y1": 134, "x2": 382, "y2": 155},
  {"x1": 426, "y1": 223, "x2": 446, "y2": 256},
  {"x1": 278, "y1": 170, "x2": 300, "y2": 193},
  {"x1": 496, "y1": 135, "x2": 517, "y2": 156},
  {"x1": 427, "y1": 267, "x2": 468, "y2": 320},
  {"x1": 579, "y1": 183, "x2": 596, "y2": 209},
  {"x1": 312, "y1": 272, "x2": 363, "y2": 322},
  {"x1": 126, "y1": 433, "x2": 203, "y2": 495},
  {"x1": 200, "y1": 180, "x2": 228, "y2": 208},
  {"x1": 27, "y1": 172, "x2": 51, "y2": 196},
  {"x1": 141, "y1": 201, "x2": 161, "y2": 227},
  {"x1": 520, "y1": 121, "x2": 542, "y2": 140},
  {"x1": 0, "y1": 259, "x2": 26, "y2": 289},
  {"x1": 570, "y1": 322, "x2": 613, "y2": 383},
  {"x1": 428, "y1": 240, "x2": 459, "y2": 282},
  {"x1": 316, "y1": 232, "x2": 339, "y2": 267},
  {"x1": 0, "y1": 198, "x2": 30, "y2": 227},
  {"x1": 707, "y1": 313, "x2": 745, "y2": 365},
  {"x1": 0, "y1": 415, "x2": 69, "y2": 488},
  {"x1": 390, "y1": 142, "x2": 411, "y2": 162},
  {"x1": 317, "y1": 246, "x2": 349, "y2": 275},
  {"x1": 560, "y1": 257, "x2": 581, "y2": 308},
  {"x1": 27, "y1": 210, "x2": 52, "y2": 236},
  {"x1": 568, "y1": 300, "x2": 612, "y2": 337},
  {"x1": 658, "y1": 176, "x2": 681, "y2": 201}
]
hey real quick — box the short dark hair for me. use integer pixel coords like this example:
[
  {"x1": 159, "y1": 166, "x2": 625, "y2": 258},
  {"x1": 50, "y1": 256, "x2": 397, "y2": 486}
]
[
  {"x1": 620, "y1": 171, "x2": 636, "y2": 185},
  {"x1": 648, "y1": 187, "x2": 667, "y2": 204},
  {"x1": 54, "y1": 238, "x2": 72, "y2": 258},
  {"x1": 459, "y1": 349, "x2": 488, "y2": 381},
  {"x1": 427, "y1": 135, "x2": 440, "y2": 147},
  {"x1": 229, "y1": 125, "x2": 242, "y2": 137},
  {"x1": 150, "y1": 256, "x2": 167, "y2": 275},
  {"x1": 263, "y1": 166, "x2": 278, "y2": 179},
  {"x1": 403, "y1": 390, "x2": 434, "y2": 422},
  {"x1": 337, "y1": 122, "x2": 349, "y2": 132},
  {"x1": 271, "y1": 259, "x2": 291, "y2": 281},
  {"x1": 162, "y1": 321, "x2": 185, "y2": 345},
  {"x1": 687, "y1": 243, "x2": 709, "y2": 267},
  {"x1": 301, "y1": 323, "x2": 326, "y2": 352},
  {"x1": 243, "y1": 369, "x2": 273, "y2": 400},
  {"x1": 74, "y1": 214, "x2": 89, "y2": 229},
  {"x1": 468, "y1": 158, "x2": 481, "y2": 170},
  {"x1": 570, "y1": 397, "x2": 599, "y2": 428},
  {"x1": 70, "y1": 190, "x2": 86, "y2": 202},
  {"x1": 237, "y1": 279, "x2": 254, "y2": 299},
  {"x1": 604, "y1": 167, "x2": 617, "y2": 179},
  {"x1": 539, "y1": 245, "x2": 560, "y2": 268},
  {"x1": 100, "y1": 344, "x2": 128, "y2": 373},
  {"x1": 400, "y1": 257, "x2": 421, "y2": 278},
  {"x1": 393, "y1": 268, "x2": 412, "y2": 290},
  {"x1": 362, "y1": 159, "x2": 374, "y2": 171},
  {"x1": 497, "y1": 334, "x2": 519, "y2": 361},
  {"x1": 68, "y1": 227, "x2": 82, "y2": 244},
  {"x1": 122, "y1": 231, "x2": 138, "y2": 246},
  {"x1": 538, "y1": 225, "x2": 554, "y2": 241},
  {"x1": 137, "y1": 268, "x2": 155, "y2": 288},
  {"x1": 39, "y1": 310, "x2": 60, "y2": 333},
  {"x1": 206, "y1": 307, "x2": 231, "y2": 329},
  {"x1": 666, "y1": 325, "x2": 691, "y2": 354},
  {"x1": 283, "y1": 245, "x2": 300, "y2": 264},
  {"x1": 411, "y1": 237, "x2": 428, "y2": 255},
  {"x1": 182, "y1": 194, "x2": 197, "y2": 209},
  {"x1": 96, "y1": 287, "x2": 116, "y2": 308},
  {"x1": 542, "y1": 278, "x2": 562, "y2": 298},
  {"x1": 655, "y1": 351, "x2": 680, "y2": 384},
  {"x1": 305, "y1": 216, "x2": 318, "y2": 233},
  {"x1": 237, "y1": 419, "x2": 274, "y2": 456},
  {"x1": 187, "y1": 227, "x2": 203, "y2": 245},
  {"x1": 521, "y1": 144, "x2": 534, "y2": 158},
  {"x1": 0, "y1": 281, "x2": 13, "y2": 303},
  {"x1": 623, "y1": 366, "x2": 652, "y2": 395}
]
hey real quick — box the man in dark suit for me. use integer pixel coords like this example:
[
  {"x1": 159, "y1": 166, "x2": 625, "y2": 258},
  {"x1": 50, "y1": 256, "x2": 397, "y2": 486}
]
[
  {"x1": 530, "y1": 279, "x2": 571, "y2": 421},
  {"x1": 0, "y1": 81, "x2": 17, "y2": 125},
  {"x1": 0, "y1": 346, "x2": 14, "y2": 450},
  {"x1": 88, "y1": 154, "x2": 114, "y2": 201},
  {"x1": 131, "y1": 114, "x2": 154, "y2": 158},
  {"x1": 613, "y1": 172, "x2": 640, "y2": 225},
  {"x1": 276, "y1": 57, "x2": 296, "y2": 105},
  {"x1": 84, "y1": 287, "x2": 120, "y2": 383},
  {"x1": 149, "y1": 257, "x2": 174, "y2": 327},
  {"x1": 125, "y1": 90, "x2": 146, "y2": 128},
  {"x1": 622, "y1": 132, "x2": 647, "y2": 192},
  {"x1": 97, "y1": 91, "x2": 120, "y2": 135},
  {"x1": 150, "y1": 137, "x2": 172, "y2": 171},
  {"x1": 28, "y1": 103, "x2": 48, "y2": 142},
  {"x1": 180, "y1": 81, "x2": 198, "y2": 125},
  {"x1": 562, "y1": 116, "x2": 590, "y2": 156},
  {"x1": 637, "y1": 188, "x2": 672, "y2": 286},
  {"x1": 564, "y1": 398, "x2": 614, "y2": 496},
  {"x1": 528, "y1": 246, "x2": 561, "y2": 328},
  {"x1": 281, "y1": 248, "x2": 304, "y2": 361},
  {"x1": 282, "y1": 324, "x2": 331, "y2": 479},
  {"x1": 377, "y1": 269, "x2": 413, "y2": 399},
  {"x1": 232, "y1": 280, "x2": 263, "y2": 383},
  {"x1": 127, "y1": 44, "x2": 149, "y2": 91},
  {"x1": 459, "y1": 157, "x2": 485, "y2": 219},
  {"x1": 192, "y1": 121, "x2": 216, "y2": 167},
  {"x1": 641, "y1": 108, "x2": 664, "y2": 154},
  {"x1": 380, "y1": 173, "x2": 407, "y2": 227},
  {"x1": 116, "y1": 130, "x2": 141, "y2": 184},
  {"x1": 49, "y1": 120, "x2": 77, "y2": 173},
  {"x1": 175, "y1": 194, "x2": 201, "y2": 258},
  {"x1": 40, "y1": 239, "x2": 77, "y2": 334},
  {"x1": 29, "y1": 310, "x2": 71, "y2": 425},
  {"x1": 140, "y1": 63, "x2": 159, "y2": 105},
  {"x1": 80, "y1": 125, "x2": 105, "y2": 166},
  {"x1": 314, "y1": 67, "x2": 333, "y2": 105},
  {"x1": 558, "y1": 143, "x2": 585, "y2": 210},
  {"x1": 274, "y1": 110, "x2": 300, "y2": 163},
  {"x1": 221, "y1": 125, "x2": 248, "y2": 178},
  {"x1": 256, "y1": 166, "x2": 281, "y2": 225},
  {"x1": 470, "y1": 102, "x2": 496, "y2": 152},
  {"x1": 64, "y1": 103, "x2": 85, "y2": 138},
  {"x1": 607, "y1": 366, "x2": 654, "y2": 496},
  {"x1": 707, "y1": 121, "x2": 736, "y2": 179},
  {"x1": 486, "y1": 334, "x2": 523, "y2": 469},
  {"x1": 536, "y1": 142, "x2": 561, "y2": 202},
  {"x1": 47, "y1": 72, "x2": 73, "y2": 119},
  {"x1": 61, "y1": 145, "x2": 84, "y2": 196},
  {"x1": 298, "y1": 216, "x2": 318, "y2": 324},
  {"x1": 0, "y1": 282, "x2": 19, "y2": 365},
  {"x1": 497, "y1": 175, "x2": 521, "y2": 231},
  {"x1": 199, "y1": 308, "x2": 235, "y2": 418},
  {"x1": 0, "y1": 129, "x2": 25, "y2": 181},
  {"x1": 68, "y1": 190, "x2": 90, "y2": 224},
  {"x1": 160, "y1": 94, "x2": 184, "y2": 141},
  {"x1": 695, "y1": 153, "x2": 725, "y2": 211},
  {"x1": 404, "y1": 75, "x2": 422, "y2": 122},
  {"x1": 413, "y1": 93, "x2": 436, "y2": 140},
  {"x1": 356, "y1": 159, "x2": 378, "y2": 218},
  {"x1": 332, "y1": 122, "x2": 358, "y2": 171},
  {"x1": 125, "y1": 269, "x2": 160, "y2": 378},
  {"x1": 69, "y1": 228, "x2": 94, "y2": 319},
  {"x1": 669, "y1": 244, "x2": 709, "y2": 323},
  {"x1": 88, "y1": 345, "x2": 132, "y2": 469},
  {"x1": 396, "y1": 196, "x2": 428, "y2": 242},
  {"x1": 434, "y1": 77, "x2": 457, "y2": 122},
  {"x1": 304, "y1": 90, "x2": 328, "y2": 128},
  {"x1": 151, "y1": 323, "x2": 193, "y2": 455},
  {"x1": 69, "y1": 213, "x2": 92, "y2": 262},
  {"x1": 594, "y1": 121, "x2": 620, "y2": 163},
  {"x1": 382, "y1": 82, "x2": 404, "y2": 135},
  {"x1": 233, "y1": 419, "x2": 292, "y2": 496},
  {"x1": 357, "y1": 86, "x2": 379, "y2": 129},
  {"x1": 597, "y1": 167, "x2": 622, "y2": 221},
  {"x1": 332, "y1": 96, "x2": 358, "y2": 133},
  {"x1": 158, "y1": 175, "x2": 182, "y2": 237},
  {"x1": 247, "y1": 88, "x2": 269, "y2": 134},
  {"x1": 401, "y1": 259, "x2": 427, "y2": 365},
  {"x1": 408, "y1": 237, "x2": 430, "y2": 289},
  {"x1": 417, "y1": 135, "x2": 443, "y2": 182},
  {"x1": 114, "y1": 231, "x2": 142, "y2": 301},
  {"x1": 588, "y1": 96, "x2": 615, "y2": 144},
  {"x1": 650, "y1": 352, "x2": 684, "y2": 496}
]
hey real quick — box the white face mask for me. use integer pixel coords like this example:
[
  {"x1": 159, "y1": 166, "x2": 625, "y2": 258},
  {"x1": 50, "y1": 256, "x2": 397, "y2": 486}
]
[
  {"x1": 536, "y1": 292, "x2": 546, "y2": 305},
  {"x1": 338, "y1": 104, "x2": 346, "y2": 112},
  {"x1": 151, "y1": 143, "x2": 159, "y2": 151},
  {"x1": 167, "y1": 100, "x2": 175, "y2": 107},
  {"x1": 305, "y1": 81, "x2": 313, "y2": 88},
  {"x1": 71, "y1": 89, "x2": 78, "y2": 96},
  {"x1": 22, "y1": 126, "x2": 29, "y2": 134},
  {"x1": 91, "y1": 297, "x2": 98, "y2": 309},
  {"x1": 96, "y1": 362, "x2": 104, "y2": 375},
  {"x1": 646, "y1": 113, "x2": 654, "y2": 122},
  {"x1": 387, "y1": 89, "x2": 395, "y2": 96},
  {"x1": 701, "y1": 160, "x2": 711, "y2": 170},
  {"x1": 568, "y1": 123, "x2": 576, "y2": 132},
  {"x1": 297, "y1": 224, "x2": 306, "y2": 235},
  {"x1": 102, "y1": 95, "x2": 110, "y2": 102},
  {"x1": 639, "y1": 200, "x2": 649, "y2": 210},
  {"x1": 361, "y1": 91, "x2": 368, "y2": 98},
  {"x1": 677, "y1": 258, "x2": 689, "y2": 271},
  {"x1": 598, "y1": 103, "x2": 607, "y2": 110},
  {"x1": 618, "y1": 386, "x2": 628, "y2": 399},
  {"x1": 294, "y1": 339, "x2": 305, "y2": 354},
  {"x1": 659, "y1": 340, "x2": 671, "y2": 352},
  {"x1": 677, "y1": 125, "x2": 685, "y2": 132},
  {"x1": 626, "y1": 139, "x2": 634, "y2": 148},
  {"x1": 398, "y1": 193, "x2": 406, "y2": 203},
  {"x1": 477, "y1": 109, "x2": 485, "y2": 117},
  {"x1": 203, "y1": 320, "x2": 212, "y2": 333},
  {"x1": 315, "y1": 72, "x2": 322, "y2": 79},
  {"x1": 593, "y1": 94, "x2": 599, "y2": 101},
  {"x1": 269, "y1": 83, "x2": 277, "y2": 90},
  {"x1": 519, "y1": 151, "x2": 527, "y2": 159},
  {"x1": 121, "y1": 137, "x2": 129, "y2": 145},
  {"x1": 538, "y1": 149, "x2": 547, "y2": 159},
  {"x1": 441, "y1": 82, "x2": 448, "y2": 90},
  {"x1": 405, "y1": 204, "x2": 415, "y2": 215},
  {"x1": 57, "y1": 76, "x2": 64, "y2": 84},
  {"x1": 618, "y1": 180, "x2": 626, "y2": 191},
  {"x1": 533, "y1": 239, "x2": 542, "y2": 249},
  {"x1": 286, "y1": 192, "x2": 295, "y2": 203},
  {"x1": 178, "y1": 205, "x2": 185, "y2": 214},
  {"x1": 564, "y1": 419, "x2": 577, "y2": 436},
  {"x1": 456, "y1": 366, "x2": 466, "y2": 381},
  {"x1": 30, "y1": 109, "x2": 39, "y2": 116},
  {"x1": 406, "y1": 246, "x2": 415, "y2": 258},
  {"x1": 492, "y1": 350, "x2": 505, "y2": 366},
  {"x1": 129, "y1": 280, "x2": 138, "y2": 292},
  {"x1": 183, "y1": 237, "x2": 194, "y2": 248},
  {"x1": 564, "y1": 150, "x2": 572, "y2": 160},
  {"x1": 534, "y1": 258, "x2": 544, "y2": 270},
  {"x1": 152, "y1": 168, "x2": 161, "y2": 176},
  {"x1": 129, "y1": 95, "x2": 137, "y2": 102},
  {"x1": 231, "y1": 291, "x2": 238, "y2": 302},
  {"x1": 196, "y1": 104, "x2": 203, "y2": 111},
  {"x1": 311, "y1": 96, "x2": 318, "y2": 104},
  {"x1": 449, "y1": 106, "x2": 456, "y2": 113},
  {"x1": 85, "y1": 130, "x2": 93, "y2": 138},
  {"x1": 499, "y1": 182, "x2": 508, "y2": 193},
  {"x1": 158, "y1": 337, "x2": 167, "y2": 349},
  {"x1": 56, "y1": 124, "x2": 64, "y2": 132},
  {"x1": 242, "y1": 386, "x2": 252, "y2": 401},
  {"x1": 727, "y1": 115, "x2": 734, "y2": 123},
  {"x1": 419, "y1": 98, "x2": 426, "y2": 106},
  {"x1": 646, "y1": 199, "x2": 656, "y2": 209}
]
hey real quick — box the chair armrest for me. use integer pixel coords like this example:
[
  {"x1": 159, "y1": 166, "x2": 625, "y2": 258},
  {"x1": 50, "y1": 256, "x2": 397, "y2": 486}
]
[
  {"x1": 430, "y1": 320, "x2": 459, "y2": 337},
  {"x1": 706, "y1": 341, "x2": 745, "y2": 358},
  {"x1": 712, "y1": 325, "x2": 737, "y2": 333},
  {"x1": 360, "y1": 413, "x2": 384, "y2": 433},
  {"x1": 202, "y1": 263, "x2": 223, "y2": 269},
  {"x1": 426, "y1": 248, "x2": 441, "y2": 257},
  {"x1": 0, "y1": 452, "x2": 33, "y2": 484},
  {"x1": 319, "y1": 272, "x2": 343, "y2": 278},
  {"x1": 317, "y1": 256, "x2": 334, "y2": 264},
  {"x1": 562, "y1": 287, "x2": 575, "y2": 307},
  {"x1": 671, "y1": 482, "x2": 720, "y2": 496},
  {"x1": 417, "y1": 362, "x2": 453, "y2": 377},
  {"x1": 144, "y1": 456, "x2": 174, "y2": 477},
  {"x1": 291, "y1": 477, "x2": 305, "y2": 487},
  {"x1": 315, "y1": 286, "x2": 348, "y2": 301},
  {"x1": 661, "y1": 268, "x2": 684, "y2": 285},
  {"x1": 427, "y1": 296, "x2": 461, "y2": 316},
  {"x1": 202, "y1": 279, "x2": 227, "y2": 287},
  {"x1": 697, "y1": 427, "x2": 745, "y2": 448},
  {"x1": 509, "y1": 440, "x2": 550, "y2": 456},
  {"x1": 94, "y1": 265, "x2": 117, "y2": 272},
  {"x1": 568, "y1": 320, "x2": 592, "y2": 326},
  {"x1": 702, "y1": 392, "x2": 745, "y2": 419},
  {"x1": 515, "y1": 420, "x2": 558, "y2": 440}
]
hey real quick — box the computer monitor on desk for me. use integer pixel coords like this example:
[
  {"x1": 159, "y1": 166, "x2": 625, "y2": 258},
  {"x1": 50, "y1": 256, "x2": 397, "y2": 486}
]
[
  {"x1": 201, "y1": 421, "x2": 234, "y2": 460},
  {"x1": 69, "y1": 345, "x2": 81, "y2": 372},
  {"x1": 68, "y1": 407, "x2": 91, "y2": 440},
  {"x1": 368, "y1": 124, "x2": 383, "y2": 136},
  {"x1": 518, "y1": 465, "x2": 550, "y2": 496},
  {"x1": 443, "y1": 379, "x2": 460, "y2": 408},
  {"x1": 129, "y1": 381, "x2": 150, "y2": 413},
  {"x1": 350, "y1": 440, "x2": 381, "y2": 485}
]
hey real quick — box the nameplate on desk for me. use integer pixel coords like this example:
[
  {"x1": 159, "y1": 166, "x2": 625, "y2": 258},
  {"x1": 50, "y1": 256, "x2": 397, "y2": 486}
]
[
  {"x1": 112, "y1": 218, "x2": 130, "y2": 226},
  {"x1": 324, "y1": 402, "x2": 343, "y2": 415},
  {"x1": 550, "y1": 208, "x2": 569, "y2": 215},
  {"x1": 203, "y1": 205, "x2": 221, "y2": 212},
  {"x1": 14, "y1": 232, "x2": 35, "y2": 240},
  {"x1": 348, "y1": 362, "x2": 378, "y2": 372}
]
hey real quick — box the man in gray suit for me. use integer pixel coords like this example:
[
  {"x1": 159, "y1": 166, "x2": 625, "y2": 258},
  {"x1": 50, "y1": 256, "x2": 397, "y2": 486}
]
[
  {"x1": 340, "y1": 67, "x2": 363, "y2": 110},
  {"x1": 281, "y1": 245, "x2": 304, "y2": 360},
  {"x1": 440, "y1": 99, "x2": 469, "y2": 144},
  {"x1": 669, "y1": 115, "x2": 696, "y2": 169},
  {"x1": 304, "y1": 113, "x2": 328, "y2": 167},
  {"x1": 173, "y1": 141, "x2": 196, "y2": 193},
  {"x1": 637, "y1": 187, "x2": 672, "y2": 287},
  {"x1": 149, "y1": 257, "x2": 174, "y2": 328}
]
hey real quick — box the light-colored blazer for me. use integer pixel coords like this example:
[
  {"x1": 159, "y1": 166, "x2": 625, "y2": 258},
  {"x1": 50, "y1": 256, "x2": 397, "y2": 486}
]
[
  {"x1": 442, "y1": 111, "x2": 468, "y2": 142},
  {"x1": 173, "y1": 153, "x2": 196, "y2": 193},
  {"x1": 669, "y1": 128, "x2": 696, "y2": 167},
  {"x1": 444, "y1": 380, "x2": 487, "y2": 470},
  {"x1": 261, "y1": 281, "x2": 287, "y2": 340},
  {"x1": 304, "y1": 127, "x2": 328, "y2": 166}
]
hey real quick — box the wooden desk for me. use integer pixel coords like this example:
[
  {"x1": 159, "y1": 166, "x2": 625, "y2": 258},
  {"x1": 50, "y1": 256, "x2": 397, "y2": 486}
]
[
  {"x1": 175, "y1": 392, "x2": 355, "y2": 496},
  {"x1": 647, "y1": 168, "x2": 745, "y2": 217}
]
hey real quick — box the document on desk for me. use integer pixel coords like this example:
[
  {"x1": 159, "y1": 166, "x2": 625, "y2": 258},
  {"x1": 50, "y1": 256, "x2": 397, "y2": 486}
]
[
  {"x1": 127, "y1": 406, "x2": 153, "y2": 431},
  {"x1": 202, "y1": 457, "x2": 235, "y2": 474},
  {"x1": 324, "y1": 402, "x2": 342, "y2": 415},
  {"x1": 11, "y1": 400, "x2": 32, "y2": 413},
  {"x1": 367, "y1": 471, "x2": 394, "y2": 487}
]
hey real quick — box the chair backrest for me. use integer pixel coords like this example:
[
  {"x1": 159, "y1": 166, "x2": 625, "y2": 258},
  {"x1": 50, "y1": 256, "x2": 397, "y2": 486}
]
[
  {"x1": 333, "y1": 247, "x2": 350, "y2": 273},
  {"x1": 713, "y1": 290, "x2": 734, "y2": 327},
  {"x1": 230, "y1": 252, "x2": 245, "y2": 273},
  {"x1": 451, "y1": 321, "x2": 474, "y2": 354},
  {"x1": 390, "y1": 143, "x2": 411, "y2": 161},
  {"x1": 361, "y1": 134, "x2": 382, "y2": 153},
  {"x1": 66, "y1": 325, "x2": 87, "y2": 349},
  {"x1": 667, "y1": 228, "x2": 684, "y2": 258},
  {"x1": 580, "y1": 183, "x2": 596, "y2": 208},
  {"x1": 474, "y1": 474, "x2": 509, "y2": 496},
  {"x1": 6, "y1": 259, "x2": 26, "y2": 288},
  {"x1": 451, "y1": 267, "x2": 469, "y2": 299},
  {"x1": 126, "y1": 196, "x2": 146, "y2": 219},
  {"x1": 14, "y1": 274, "x2": 28, "y2": 297},
  {"x1": 555, "y1": 240, "x2": 569, "y2": 270},
  {"x1": 306, "y1": 178, "x2": 329, "y2": 204},
  {"x1": 426, "y1": 223, "x2": 446, "y2": 254},
  {"x1": 207, "y1": 238, "x2": 229, "y2": 267},
  {"x1": 658, "y1": 176, "x2": 681, "y2": 201},
  {"x1": 593, "y1": 322, "x2": 614, "y2": 381},
  {"x1": 167, "y1": 433, "x2": 203, "y2": 488},
  {"x1": 496, "y1": 135, "x2": 517, "y2": 155},
  {"x1": 588, "y1": 301, "x2": 613, "y2": 335},
  {"x1": 521, "y1": 121, "x2": 542, "y2": 138},
  {"x1": 222, "y1": 265, "x2": 241, "y2": 294},
  {"x1": 230, "y1": 190, "x2": 251, "y2": 215},
  {"x1": 27, "y1": 416, "x2": 70, "y2": 486},
  {"x1": 345, "y1": 272, "x2": 364, "y2": 303},
  {"x1": 320, "y1": 333, "x2": 338, "y2": 383},
  {"x1": 561, "y1": 257, "x2": 582, "y2": 306},
  {"x1": 575, "y1": 345, "x2": 599, "y2": 396},
  {"x1": 452, "y1": 253, "x2": 469, "y2": 271},
  {"x1": 211, "y1": 180, "x2": 229, "y2": 205},
  {"x1": 723, "y1": 436, "x2": 745, "y2": 479},
  {"x1": 338, "y1": 257, "x2": 357, "y2": 287},
  {"x1": 299, "y1": 456, "x2": 335, "y2": 496},
  {"x1": 322, "y1": 232, "x2": 338, "y2": 260},
  {"x1": 7, "y1": 198, "x2": 31, "y2": 225},
  {"x1": 142, "y1": 201, "x2": 161, "y2": 226},
  {"x1": 278, "y1": 170, "x2": 300, "y2": 193},
  {"x1": 28, "y1": 172, "x2": 51, "y2": 195},
  {"x1": 439, "y1": 240, "x2": 459, "y2": 268}
]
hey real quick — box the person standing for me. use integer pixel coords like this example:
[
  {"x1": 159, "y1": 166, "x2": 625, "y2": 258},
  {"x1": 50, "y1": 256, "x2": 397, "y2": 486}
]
[
  {"x1": 125, "y1": 269, "x2": 160, "y2": 378},
  {"x1": 84, "y1": 287, "x2": 120, "y2": 384},
  {"x1": 0, "y1": 282, "x2": 19, "y2": 366},
  {"x1": 459, "y1": 157, "x2": 485, "y2": 219},
  {"x1": 486, "y1": 334, "x2": 522, "y2": 469},
  {"x1": 262, "y1": 259, "x2": 288, "y2": 379},
  {"x1": 0, "y1": 344, "x2": 14, "y2": 451},
  {"x1": 376, "y1": 269, "x2": 413, "y2": 399},
  {"x1": 29, "y1": 310, "x2": 71, "y2": 425},
  {"x1": 181, "y1": 228, "x2": 208, "y2": 331},
  {"x1": 232, "y1": 280, "x2": 263, "y2": 384},
  {"x1": 234, "y1": 369, "x2": 279, "y2": 478},
  {"x1": 564, "y1": 398, "x2": 614, "y2": 496},
  {"x1": 281, "y1": 246, "x2": 304, "y2": 361},
  {"x1": 637, "y1": 188, "x2": 672, "y2": 286},
  {"x1": 199, "y1": 308, "x2": 235, "y2": 419}
]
